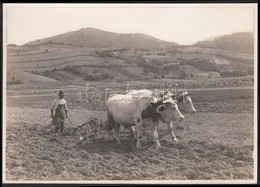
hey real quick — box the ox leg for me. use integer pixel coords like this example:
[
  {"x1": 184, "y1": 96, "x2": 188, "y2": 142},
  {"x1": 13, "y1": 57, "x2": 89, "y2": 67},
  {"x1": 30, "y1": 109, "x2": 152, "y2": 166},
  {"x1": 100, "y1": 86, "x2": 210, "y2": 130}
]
[
  {"x1": 168, "y1": 121, "x2": 178, "y2": 142},
  {"x1": 105, "y1": 131, "x2": 109, "y2": 141},
  {"x1": 105, "y1": 126, "x2": 112, "y2": 141},
  {"x1": 105, "y1": 126, "x2": 115, "y2": 141},
  {"x1": 129, "y1": 126, "x2": 137, "y2": 139},
  {"x1": 135, "y1": 118, "x2": 143, "y2": 149},
  {"x1": 152, "y1": 121, "x2": 161, "y2": 148},
  {"x1": 105, "y1": 110, "x2": 115, "y2": 141},
  {"x1": 114, "y1": 123, "x2": 121, "y2": 144}
]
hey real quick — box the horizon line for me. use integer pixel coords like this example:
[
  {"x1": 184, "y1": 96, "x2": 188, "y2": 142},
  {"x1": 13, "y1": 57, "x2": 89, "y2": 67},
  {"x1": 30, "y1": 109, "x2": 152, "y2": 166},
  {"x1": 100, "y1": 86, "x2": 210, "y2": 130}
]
[{"x1": 7, "y1": 27, "x2": 254, "y2": 46}]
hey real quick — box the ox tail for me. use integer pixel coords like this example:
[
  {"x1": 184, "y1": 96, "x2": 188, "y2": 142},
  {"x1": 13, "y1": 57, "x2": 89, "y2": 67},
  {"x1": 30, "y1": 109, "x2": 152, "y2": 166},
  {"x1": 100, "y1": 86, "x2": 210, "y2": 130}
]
[{"x1": 105, "y1": 107, "x2": 115, "y2": 131}]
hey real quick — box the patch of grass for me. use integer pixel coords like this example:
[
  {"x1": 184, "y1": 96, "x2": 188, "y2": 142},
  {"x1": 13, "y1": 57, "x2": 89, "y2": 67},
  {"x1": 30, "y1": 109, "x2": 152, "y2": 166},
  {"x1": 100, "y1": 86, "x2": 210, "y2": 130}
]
[
  {"x1": 191, "y1": 88, "x2": 254, "y2": 102},
  {"x1": 6, "y1": 87, "x2": 254, "y2": 114}
]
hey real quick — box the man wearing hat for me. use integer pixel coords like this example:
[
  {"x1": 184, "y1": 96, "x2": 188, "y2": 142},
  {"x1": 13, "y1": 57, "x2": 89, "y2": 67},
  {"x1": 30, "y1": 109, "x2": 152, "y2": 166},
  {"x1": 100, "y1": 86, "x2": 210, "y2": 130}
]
[{"x1": 51, "y1": 90, "x2": 68, "y2": 133}]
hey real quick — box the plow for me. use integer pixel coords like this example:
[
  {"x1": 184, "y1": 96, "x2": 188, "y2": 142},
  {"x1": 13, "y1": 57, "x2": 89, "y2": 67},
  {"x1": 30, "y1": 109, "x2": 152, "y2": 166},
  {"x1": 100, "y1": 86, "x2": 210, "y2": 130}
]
[{"x1": 44, "y1": 116, "x2": 107, "y2": 140}]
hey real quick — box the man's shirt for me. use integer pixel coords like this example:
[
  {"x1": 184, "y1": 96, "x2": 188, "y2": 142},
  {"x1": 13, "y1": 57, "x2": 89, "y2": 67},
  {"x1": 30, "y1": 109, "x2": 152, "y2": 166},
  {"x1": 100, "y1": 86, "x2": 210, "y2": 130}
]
[{"x1": 51, "y1": 98, "x2": 68, "y2": 111}]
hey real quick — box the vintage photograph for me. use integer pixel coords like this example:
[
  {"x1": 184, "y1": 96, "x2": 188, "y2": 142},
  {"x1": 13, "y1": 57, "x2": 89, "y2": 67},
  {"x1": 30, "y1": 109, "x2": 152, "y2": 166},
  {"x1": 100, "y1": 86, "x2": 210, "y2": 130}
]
[{"x1": 2, "y1": 3, "x2": 257, "y2": 184}]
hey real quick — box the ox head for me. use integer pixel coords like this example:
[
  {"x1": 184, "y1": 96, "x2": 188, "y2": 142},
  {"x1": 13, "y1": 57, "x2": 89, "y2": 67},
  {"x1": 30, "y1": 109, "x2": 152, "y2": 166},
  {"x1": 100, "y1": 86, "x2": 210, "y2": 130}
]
[
  {"x1": 172, "y1": 91, "x2": 196, "y2": 114},
  {"x1": 150, "y1": 97, "x2": 184, "y2": 122}
]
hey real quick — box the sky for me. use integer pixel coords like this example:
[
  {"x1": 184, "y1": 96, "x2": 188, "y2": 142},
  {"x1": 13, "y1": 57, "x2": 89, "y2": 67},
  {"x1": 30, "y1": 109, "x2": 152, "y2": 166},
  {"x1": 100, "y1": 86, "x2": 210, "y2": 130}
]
[{"x1": 4, "y1": 4, "x2": 257, "y2": 45}]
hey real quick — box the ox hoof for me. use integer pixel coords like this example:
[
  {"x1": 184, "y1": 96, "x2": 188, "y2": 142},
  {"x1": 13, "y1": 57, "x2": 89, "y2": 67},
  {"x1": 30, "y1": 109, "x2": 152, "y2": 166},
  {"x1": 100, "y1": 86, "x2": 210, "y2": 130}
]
[{"x1": 171, "y1": 137, "x2": 178, "y2": 142}]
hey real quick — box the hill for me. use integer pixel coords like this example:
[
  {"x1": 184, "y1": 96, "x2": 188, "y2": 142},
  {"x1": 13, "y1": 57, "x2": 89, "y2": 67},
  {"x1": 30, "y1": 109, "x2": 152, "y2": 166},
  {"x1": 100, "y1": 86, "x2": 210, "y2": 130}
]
[
  {"x1": 6, "y1": 30, "x2": 254, "y2": 87},
  {"x1": 23, "y1": 28, "x2": 177, "y2": 49},
  {"x1": 195, "y1": 32, "x2": 254, "y2": 53}
]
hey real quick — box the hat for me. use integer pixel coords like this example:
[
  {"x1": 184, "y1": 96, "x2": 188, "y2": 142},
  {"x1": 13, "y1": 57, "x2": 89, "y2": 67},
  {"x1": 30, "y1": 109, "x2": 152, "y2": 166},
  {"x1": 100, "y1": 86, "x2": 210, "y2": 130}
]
[{"x1": 59, "y1": 90, "x2": 65, "y2": 95}]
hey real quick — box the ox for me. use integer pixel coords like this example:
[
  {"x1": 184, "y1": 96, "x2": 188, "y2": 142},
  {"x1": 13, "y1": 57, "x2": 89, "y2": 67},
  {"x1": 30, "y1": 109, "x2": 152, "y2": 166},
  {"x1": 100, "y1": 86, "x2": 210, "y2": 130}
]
[
  {"x1": 161, "y1": 90, "x2": 196, "y2": 142},
  {"x1": 127, "y1": 89, "x2": 196, "y2": 114},
  {"x1": 164, "y1": 90, "x2": 196, "y2": 114},
  {"x1": 105, "y1": 93, "x2": 184, "y2": 148},
  {"x1": 126, "y1": 89, "x2": 196, "y2": 142}
]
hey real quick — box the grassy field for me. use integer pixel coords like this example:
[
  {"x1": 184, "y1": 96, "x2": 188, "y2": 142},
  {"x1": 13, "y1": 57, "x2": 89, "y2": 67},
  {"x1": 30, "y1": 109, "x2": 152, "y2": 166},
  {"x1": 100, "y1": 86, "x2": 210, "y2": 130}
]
[
  {"x1": 6, "y1": 87, "x2": 254, "y2": 113},
  {"x1": 5, "y1": 107, "x2": 254, "y2": 181}
]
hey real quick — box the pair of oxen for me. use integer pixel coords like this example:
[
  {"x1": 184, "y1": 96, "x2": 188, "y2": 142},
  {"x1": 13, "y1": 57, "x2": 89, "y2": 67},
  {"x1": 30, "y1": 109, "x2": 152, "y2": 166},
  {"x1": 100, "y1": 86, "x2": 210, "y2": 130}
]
[{"x1": 104, "y1": 89, "x2": 196, "y2": 149}]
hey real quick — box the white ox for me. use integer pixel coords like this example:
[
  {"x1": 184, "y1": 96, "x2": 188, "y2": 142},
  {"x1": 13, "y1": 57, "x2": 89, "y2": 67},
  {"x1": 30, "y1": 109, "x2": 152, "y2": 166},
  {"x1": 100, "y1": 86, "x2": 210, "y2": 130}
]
[
  {"x1": 127, "y1": 89, "x2": 196, "y2": 142},
  {"x1": 128, "y1": 89, "x2": 196, "y2": 113},
  {"x1": 105, "y1": 93, "x2": 184, "y2": 148}
]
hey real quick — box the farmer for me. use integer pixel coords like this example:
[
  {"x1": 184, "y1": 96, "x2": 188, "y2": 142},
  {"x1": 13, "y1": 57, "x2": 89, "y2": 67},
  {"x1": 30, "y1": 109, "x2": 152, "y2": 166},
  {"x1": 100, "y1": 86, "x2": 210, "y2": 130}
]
[{"x1": 51, "y1": 90, "x2": 68, "y2": 133}]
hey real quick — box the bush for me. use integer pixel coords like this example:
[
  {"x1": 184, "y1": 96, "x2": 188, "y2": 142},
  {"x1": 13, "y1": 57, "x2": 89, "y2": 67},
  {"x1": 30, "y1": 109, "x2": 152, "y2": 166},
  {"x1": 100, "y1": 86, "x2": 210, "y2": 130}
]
[
  {"x1": 43, "y1": 70, "x2": 51, "y2": 76},
  {"x1": 52, "y1": 68, "x2": 57, "y2": 72},
  {"x1": 84, "y1": 74, "x2": 96, "y2": 81}
]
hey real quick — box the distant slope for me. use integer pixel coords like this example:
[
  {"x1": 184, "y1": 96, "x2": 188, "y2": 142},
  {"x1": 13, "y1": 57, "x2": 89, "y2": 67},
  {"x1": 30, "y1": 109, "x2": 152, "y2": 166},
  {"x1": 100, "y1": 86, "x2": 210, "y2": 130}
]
[
  {"x1": 195, "y1": 32, "x2": 254, "y2": 53},
  {"x1": 24, "y1": 28, "x2": 177, "y2": 49},
  {"x1": 7, "y1": 43, "x2": 254, "y2": 84},
  {"x1": 7, "y1": 68, "x2": 58, "y2": 83},
  {"x1": 8, "y1": 31, "x2": 254, "y2": 85}
]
